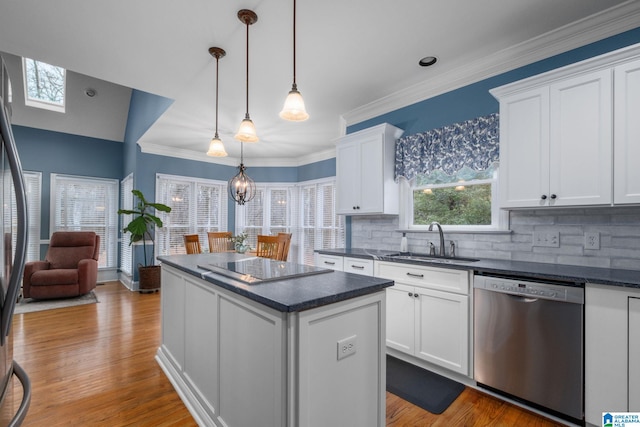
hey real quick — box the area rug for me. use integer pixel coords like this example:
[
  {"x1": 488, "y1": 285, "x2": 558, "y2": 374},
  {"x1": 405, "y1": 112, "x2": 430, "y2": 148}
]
[
  {"x1": 386, "y1": 355, "x2": 465, "y2": 414},
  {"x1": 14, "y1": 291, "x2": 99, "y2": 314}
]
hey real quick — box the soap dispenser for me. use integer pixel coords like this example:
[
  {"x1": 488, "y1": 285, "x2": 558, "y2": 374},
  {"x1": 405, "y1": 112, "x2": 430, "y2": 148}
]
[{"x1": 400, "y1": 233, "x2": 408, "y2": 252}]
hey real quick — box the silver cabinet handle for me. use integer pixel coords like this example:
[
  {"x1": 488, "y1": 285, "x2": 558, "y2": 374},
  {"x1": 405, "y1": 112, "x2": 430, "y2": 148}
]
[
  {"x1": 406, "y1": 272, "x2": 424, "y2": 278},
  {"x1": 408, "y1": 292, "x2": 414, "y2": 297},
  {"x1": 414, "y1": 293, "x2": 419, "y2": 299},
  {"x1": 351, "y1": 265, "x2": 365, "y2": 269}
]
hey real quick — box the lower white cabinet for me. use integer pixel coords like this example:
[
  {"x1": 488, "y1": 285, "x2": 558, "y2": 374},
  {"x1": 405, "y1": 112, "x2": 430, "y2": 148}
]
[
  {"x1": 343, "y1": 257, "x2": 374, "y2": 276},
  {"x1": 376, "y1": 261, "x2": 470, "y2": 375},
  {"x1": 585, "y1": 283, "x2": 640, "y2": 425},
  {"x1": 315, "y1": 253, "x2": 344, "y2": 271},
  {"x1": 630, "y1": 297, "x2": 640, "y2": 410},
  {"x1": 315, "y1": 253, "x2": 374, "y2": 276}
]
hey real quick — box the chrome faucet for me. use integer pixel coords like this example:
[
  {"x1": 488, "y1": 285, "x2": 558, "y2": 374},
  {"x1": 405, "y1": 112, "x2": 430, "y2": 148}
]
[{"x1": 428, "y1": 221, "x2": 445, "y2": 257}]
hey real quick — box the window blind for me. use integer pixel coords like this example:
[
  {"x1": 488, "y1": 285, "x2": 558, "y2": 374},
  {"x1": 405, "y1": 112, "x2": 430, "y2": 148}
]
[
  {"x1": 51, "y1": 174, "x2": 119, "y2": 269},
  {"x1": 155, "y1": 174, "x2": 228, "y2": 255},
  {"x1": 119, "y1": 174, "x2": 133, "y2": 275},
  {"x1": 11, "y1": 171, "x2": 41, "y2": 262}
]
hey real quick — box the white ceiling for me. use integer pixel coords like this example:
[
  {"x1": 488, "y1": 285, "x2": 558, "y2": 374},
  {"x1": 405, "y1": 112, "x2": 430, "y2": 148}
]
[{"x1": 0, "y1": 0, "x2": 639, "y2": 166}]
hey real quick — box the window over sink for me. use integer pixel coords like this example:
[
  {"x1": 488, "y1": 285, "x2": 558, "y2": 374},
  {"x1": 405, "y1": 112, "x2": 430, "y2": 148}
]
[{"x1": 400, "y1": 165, "x2": 504, "y2": 231}]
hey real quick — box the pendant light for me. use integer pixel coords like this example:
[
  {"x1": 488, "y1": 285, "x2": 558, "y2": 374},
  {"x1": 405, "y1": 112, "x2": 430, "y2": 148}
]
[
  {"x1": 234, "y1": 9, "x2": 259, "y2": 143},
  {"x1": 279, "y1": 0, "x2": 309, "y2": 121},
  {"x1": 207, "y1": 47, "x2": 228, "y2": 157},
  {"x1": 228, "y1": 142, "x2": 256, "y2": 205}
]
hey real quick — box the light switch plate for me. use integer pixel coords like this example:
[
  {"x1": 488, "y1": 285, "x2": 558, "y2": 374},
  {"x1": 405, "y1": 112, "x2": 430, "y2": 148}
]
[{"x1": 533, "y1": 231, "x2": 560, "y2": 248}]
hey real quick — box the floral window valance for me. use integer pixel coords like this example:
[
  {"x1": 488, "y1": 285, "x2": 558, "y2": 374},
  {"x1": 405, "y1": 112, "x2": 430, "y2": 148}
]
[{"x1": 394, "y1": 113, "x2": 499, "y2": 181}]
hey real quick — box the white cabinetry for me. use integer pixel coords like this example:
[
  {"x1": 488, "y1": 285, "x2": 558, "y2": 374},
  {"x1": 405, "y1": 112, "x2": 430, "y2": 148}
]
[
  {"x1": 315, "y1": 253, "x2": 374, "y2": 276},
  {"x1": 493, "y1": 68, "x2": 612, "y2": 208},
  {"x1": 343, "y1": 257, "x2": 374, "y2": 276},
  {"x1": 614, "y1": 58, "x2": 640, "y2": 204},
  {"x1": 315, "y1": 253, "x2": 344, "y2": 271},
  {"x1": 492, "y1": 43, "x2": 640, "y2": 209},
  {"x1": 336, "y1": 123, "x2": 403, "y2": 215},
  {"x1": 375, "y1": 261, "x2": 470, "y2": 375},
  {"x1": 630, "y1": 297, "x2": 640, "y2": 410},
  {"x1": 585, "y1": 283, "x2": 640, "y2": 425}
]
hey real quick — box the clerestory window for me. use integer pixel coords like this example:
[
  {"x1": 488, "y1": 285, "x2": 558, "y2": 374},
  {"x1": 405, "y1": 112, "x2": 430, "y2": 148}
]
[{"x1": 22, "y1": 57, "x2": 66, "y2": 113}]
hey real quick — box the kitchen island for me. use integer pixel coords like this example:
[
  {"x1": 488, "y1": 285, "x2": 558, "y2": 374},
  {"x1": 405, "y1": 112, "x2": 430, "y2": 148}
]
[{"x1": 156, "y1": 252, "x2": 393, "y2": 427}]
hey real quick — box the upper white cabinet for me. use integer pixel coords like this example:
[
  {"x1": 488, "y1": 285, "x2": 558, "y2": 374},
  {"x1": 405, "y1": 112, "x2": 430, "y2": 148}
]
[
  {"x1": 493, "y1": 69, "x2": 612, "y2": 208},
  {"x1": 336, "y1": 123, "x2": 403, "y2": 215},
  {"x1": 492, "y1": 43, "x2": 640, "y2": 208},
  {"x1": 614, "y1": 58, "x2": 640, "y2": 204}
]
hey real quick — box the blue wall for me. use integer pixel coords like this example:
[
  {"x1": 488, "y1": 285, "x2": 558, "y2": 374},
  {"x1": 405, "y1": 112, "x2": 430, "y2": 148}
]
[
  {"x1": 13, "y1": 125, "x2": 123, "y2": 243},
  {"x1": 348, "y1": 27, "x2": 640, "y2": 135}
]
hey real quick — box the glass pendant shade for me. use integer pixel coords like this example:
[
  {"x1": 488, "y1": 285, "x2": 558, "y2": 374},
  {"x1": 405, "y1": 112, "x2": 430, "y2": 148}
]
[
  {"x1": 207, "y1": 135, "x2": 228, "y2": 157},
  {"x1": 279, "y1": 85, "x2": 309, "y2": 121},
  {"x1": 228, "y1": 163, "x2": 256, "y2": 205},
  {"x1": 234, "y1": 115, "x2": 259, "y2": 143}
]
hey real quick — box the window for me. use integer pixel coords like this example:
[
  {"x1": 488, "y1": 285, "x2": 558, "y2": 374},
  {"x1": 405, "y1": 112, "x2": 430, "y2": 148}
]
[
  {"x1": 22, "y1": 57, "x2": 66, "y2": 113},
  {"x1": 298, "y1": 179, "x2": 344, "y2": 265},
  {"x1": 236, "y1": 179, "x2": 344, "y2": 265},
  {"x1": 119, "y1": 174, "x2": 133, "y2": 276},
  {"x1": 10, "y1": 171, "x2": 41, "y2": 262},
  {"x1": 411, "y1": 166, "x2": 498, "y2": 227},
  {"x1": 155, "y1": 174, "x2": 228, "y2": 256},
  {"x1": 51, "y1": 174, "x2": 119, "y2": 269},
  {"x1": 236, "y1": 185, "x2": 294, "y2": 251}
]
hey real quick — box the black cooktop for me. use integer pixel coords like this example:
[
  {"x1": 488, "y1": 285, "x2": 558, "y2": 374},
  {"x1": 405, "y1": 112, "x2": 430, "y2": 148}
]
[{"x1": 198, "y1": 257, "x2": 333, "y2": 284}]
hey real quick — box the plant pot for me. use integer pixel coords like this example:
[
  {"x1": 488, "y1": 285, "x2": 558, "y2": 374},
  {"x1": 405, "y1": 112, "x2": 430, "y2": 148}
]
[{"x1": 138, "y1": 265, "x2": 161, "y2": 291}]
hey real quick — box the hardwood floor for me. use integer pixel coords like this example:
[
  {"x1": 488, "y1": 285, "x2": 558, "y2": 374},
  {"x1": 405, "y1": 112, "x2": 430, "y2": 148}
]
[{"x1": 10, "y1": 282, "x2": 562, "y2": 426}]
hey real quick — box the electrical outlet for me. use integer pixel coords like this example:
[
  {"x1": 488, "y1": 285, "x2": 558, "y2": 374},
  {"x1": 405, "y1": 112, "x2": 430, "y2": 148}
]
[
  {"x1": 585, "y1": 232, "x2": 600, "y2": 250},
  {"x1": 337, "y1": 335, "x2": 357, "y2": 360},
  {"x1": 533, "y1": 231, "x2": 560, "y2": 248}
]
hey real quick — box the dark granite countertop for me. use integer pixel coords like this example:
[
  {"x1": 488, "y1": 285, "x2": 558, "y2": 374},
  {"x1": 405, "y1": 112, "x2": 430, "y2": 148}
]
[
  {"x1": 316, "y1": 248, "x2": 640, "y2": 289},
  {"x1": 158, "y1": 252, "x2": 394, "y2": 313}
]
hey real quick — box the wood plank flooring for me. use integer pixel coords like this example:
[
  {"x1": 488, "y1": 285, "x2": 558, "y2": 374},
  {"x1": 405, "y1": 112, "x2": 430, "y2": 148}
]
[{"x1": 10, "y1": 282, "x2": 562, "y2": 426}]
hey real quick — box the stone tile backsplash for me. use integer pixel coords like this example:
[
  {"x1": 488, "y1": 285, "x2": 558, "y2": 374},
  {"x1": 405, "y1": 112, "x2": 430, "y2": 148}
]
[{"x1": 351, "y1": 206, "x2": 640, "y2": 270}]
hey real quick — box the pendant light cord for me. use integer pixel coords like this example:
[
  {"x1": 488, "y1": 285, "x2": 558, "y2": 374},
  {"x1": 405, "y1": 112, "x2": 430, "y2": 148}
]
[
  {"x1": 215, "y1": 54, "x2": 220, "y2": 136},
  {"x1": 245, "y1": 19, "x2": 250, "y2": 117},
  {"x1": 292, "y1": 0, "x2": 297, "y2": 88}
]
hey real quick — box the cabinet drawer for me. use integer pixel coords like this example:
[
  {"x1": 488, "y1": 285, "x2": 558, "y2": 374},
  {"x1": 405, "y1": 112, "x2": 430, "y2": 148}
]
[
  {"x1": 343, "y1": 257, "x2": 374, "y2": 276},
  {"x1": 315, "y1": 253, "x2": 344, "y2": 271},
  {"x1": 375, "y1": 261, "x2": 469, "y2": 295}
]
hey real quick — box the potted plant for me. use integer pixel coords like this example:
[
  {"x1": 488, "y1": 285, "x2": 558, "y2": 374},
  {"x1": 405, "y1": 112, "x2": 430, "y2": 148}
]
[
  {"x1": 230, "y1": 232, "x2": 250, "y2": 253},
  {"x1": 118, "y1": 189, "x2": 172, "y2": 291}
]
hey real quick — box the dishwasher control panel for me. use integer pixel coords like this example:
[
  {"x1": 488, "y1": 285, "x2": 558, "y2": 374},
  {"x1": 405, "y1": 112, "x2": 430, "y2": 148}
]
[{"x1": 474, "y1": 275, "x2": 584, "y2": 304}]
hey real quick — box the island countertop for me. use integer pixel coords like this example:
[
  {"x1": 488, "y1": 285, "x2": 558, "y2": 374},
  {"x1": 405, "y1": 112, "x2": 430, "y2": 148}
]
[{"x1": 158, "y1": 252, "x2": 394, "y2": 312}]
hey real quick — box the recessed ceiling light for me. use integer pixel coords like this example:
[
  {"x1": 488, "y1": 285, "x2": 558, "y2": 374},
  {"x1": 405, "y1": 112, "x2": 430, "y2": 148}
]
[
  {"x1": 84, "y1": 88, "x2": 97, "y2": 97},
  {"x1": 419, "y1": 56, "x2": 437, "y2": 67}
]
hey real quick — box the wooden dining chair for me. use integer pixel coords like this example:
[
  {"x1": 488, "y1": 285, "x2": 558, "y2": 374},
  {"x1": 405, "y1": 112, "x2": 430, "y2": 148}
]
[
  {"x1": 256, "y1": 235, "x2": 287, "y2": 261},
  {"x1": 277, "y1": 233, "x2": 292, "y2": 261},
  {"x1": 183, "y1": 234, "x2": 202, "y2": 254},
  {"x1": 207, "y1": 231, "x2": 233, "y2": 253}
]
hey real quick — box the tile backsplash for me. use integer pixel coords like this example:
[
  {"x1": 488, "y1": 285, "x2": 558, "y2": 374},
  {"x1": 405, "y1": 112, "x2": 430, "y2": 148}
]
[{"x1": 351, "y1": 206, "x2": 640, "y2": 271}]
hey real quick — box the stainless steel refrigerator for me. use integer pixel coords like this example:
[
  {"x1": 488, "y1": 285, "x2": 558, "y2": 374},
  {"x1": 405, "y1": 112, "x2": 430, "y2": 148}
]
[{"x1": 0, "y1": 55, "x2": 31, "y2": 426}]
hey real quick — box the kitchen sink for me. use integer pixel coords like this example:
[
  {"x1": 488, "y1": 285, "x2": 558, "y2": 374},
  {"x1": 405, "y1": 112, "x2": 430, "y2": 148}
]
[{"x1": 388, "y1": 253, "x2": 480, "y2": 264}]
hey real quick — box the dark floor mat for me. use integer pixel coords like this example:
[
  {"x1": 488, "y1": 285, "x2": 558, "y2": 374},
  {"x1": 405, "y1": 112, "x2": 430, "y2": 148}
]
[{"x1": 386, "y1": 355, "x2": 465, "y2": 415}]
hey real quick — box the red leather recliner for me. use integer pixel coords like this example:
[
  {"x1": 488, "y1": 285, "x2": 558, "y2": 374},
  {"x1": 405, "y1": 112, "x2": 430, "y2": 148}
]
[{"x1": 23, "y1": 231, "x2": 100, "y2": 299}]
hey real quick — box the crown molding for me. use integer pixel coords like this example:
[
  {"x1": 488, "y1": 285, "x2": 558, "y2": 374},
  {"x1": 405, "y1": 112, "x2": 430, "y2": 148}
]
[
  {"x1": 342, "y1": 0, "x2": 640, "y2": 126},
  {"x1": 140, "y1": 142, "x2": 336, "y2": 167}
]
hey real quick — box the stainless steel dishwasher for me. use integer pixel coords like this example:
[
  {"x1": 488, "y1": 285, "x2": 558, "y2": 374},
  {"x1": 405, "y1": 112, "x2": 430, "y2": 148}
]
[{"x1": 473, "y1": 274, "x2": 584, "y2": 422}]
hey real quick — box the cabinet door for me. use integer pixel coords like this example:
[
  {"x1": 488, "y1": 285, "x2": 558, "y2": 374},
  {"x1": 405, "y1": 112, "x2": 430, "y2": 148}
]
[
  {"x1": 630, "y1": 297, "x2": 640, "y2": 410},
  {"x1": 385, "y1": 283, "x2": 415, "y2": 354},
  {"x1": 336, "y1": 141, "x2": 361, "y2": 214},
  {"x1": 414, "y1": 287, "x2": 469, "y2": 375},
  {"x1": 498, "y1": 87, "x2": 550, "y2": 208},
  {"x1": 549, "y1": 69, "x2": 612, "y2": 206},
  {"x1": 614, "y1": 59, "x2": 640, "y2": 204},
  {"x1": 358, "y1": 136, "x2": 384, "y2": 213}
]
